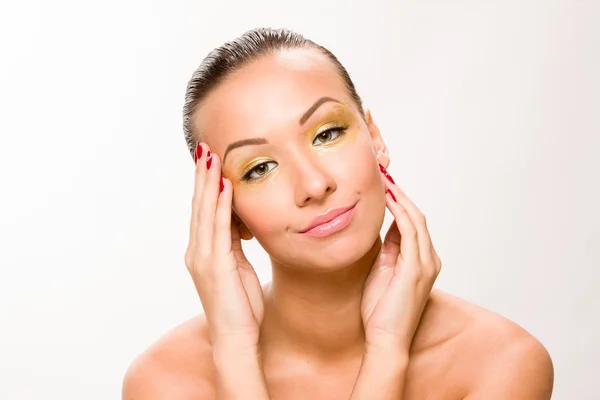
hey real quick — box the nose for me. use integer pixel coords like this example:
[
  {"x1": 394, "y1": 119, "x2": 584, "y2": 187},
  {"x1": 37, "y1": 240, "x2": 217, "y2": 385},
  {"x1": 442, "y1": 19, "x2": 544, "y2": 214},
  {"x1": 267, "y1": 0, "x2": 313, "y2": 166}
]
[{"x1": 293, "y1": 156, "x2": 337, "y2": 207}]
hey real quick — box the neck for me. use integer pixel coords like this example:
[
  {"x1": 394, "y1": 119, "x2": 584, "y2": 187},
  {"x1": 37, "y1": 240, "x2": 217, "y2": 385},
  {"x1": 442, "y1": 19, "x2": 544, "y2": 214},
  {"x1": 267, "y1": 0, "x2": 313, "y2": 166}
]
[{"x1": 260, "y1": 236, "x2": 382, "y2": 364}]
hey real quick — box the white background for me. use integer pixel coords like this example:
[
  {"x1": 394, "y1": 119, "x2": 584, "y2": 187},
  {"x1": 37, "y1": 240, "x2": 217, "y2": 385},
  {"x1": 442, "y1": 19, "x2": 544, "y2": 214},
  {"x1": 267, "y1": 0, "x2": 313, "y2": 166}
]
[{"x1": 1, "y1": 0, "x2": 598, "y2": 398}]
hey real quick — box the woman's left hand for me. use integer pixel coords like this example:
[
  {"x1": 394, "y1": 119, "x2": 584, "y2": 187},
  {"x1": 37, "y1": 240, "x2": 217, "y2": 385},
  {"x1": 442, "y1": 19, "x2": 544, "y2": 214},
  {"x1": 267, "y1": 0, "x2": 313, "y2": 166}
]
[{"x1": 360, "y1": 164, "x2": 442, "y2": 354}]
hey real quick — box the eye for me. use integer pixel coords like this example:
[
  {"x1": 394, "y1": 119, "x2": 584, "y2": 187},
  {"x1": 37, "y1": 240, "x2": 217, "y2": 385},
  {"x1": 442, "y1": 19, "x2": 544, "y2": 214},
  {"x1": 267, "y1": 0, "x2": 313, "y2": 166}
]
[
  {"x1": 241, "y1": 161, "x2": 277, "y2": 182},
  {"x1": 240, "y1": 126, "x2": 348, "y2": 183},
  {"x1": 313, "y1": 127, "x2": 346, "y2": 146}
]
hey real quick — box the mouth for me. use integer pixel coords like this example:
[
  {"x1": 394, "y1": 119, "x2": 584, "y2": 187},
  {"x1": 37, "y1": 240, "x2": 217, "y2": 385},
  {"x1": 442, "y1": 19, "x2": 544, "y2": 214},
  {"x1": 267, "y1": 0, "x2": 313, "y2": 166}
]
[{"x1": 299, "y1": 202, "x2": 358, "y2": 238}]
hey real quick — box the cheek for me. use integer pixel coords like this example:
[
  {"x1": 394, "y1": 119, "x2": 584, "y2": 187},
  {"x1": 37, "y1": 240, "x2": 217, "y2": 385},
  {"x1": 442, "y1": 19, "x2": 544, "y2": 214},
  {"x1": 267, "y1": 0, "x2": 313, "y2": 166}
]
[
  {"x1": 355, "y1": 148, "x2": 379, "y2": 189},
  {"x1": 233, "y1": 189, "x2": 288, "y2": 237},
  {"x1": 331, "y1": 136, "x2": 380, "y2": 192}
]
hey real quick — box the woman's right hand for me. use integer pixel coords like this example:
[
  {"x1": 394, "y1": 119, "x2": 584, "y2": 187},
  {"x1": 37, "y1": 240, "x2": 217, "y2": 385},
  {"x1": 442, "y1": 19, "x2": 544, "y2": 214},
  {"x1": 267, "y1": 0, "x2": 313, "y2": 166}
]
[{"x1": 184, "y1": 142, "x2": 264, "y2": 354}]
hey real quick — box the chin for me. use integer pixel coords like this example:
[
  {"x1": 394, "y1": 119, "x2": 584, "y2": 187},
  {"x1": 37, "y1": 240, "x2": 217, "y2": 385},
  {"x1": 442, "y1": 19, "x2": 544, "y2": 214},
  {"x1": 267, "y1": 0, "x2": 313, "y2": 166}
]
[
  {"x1": 323, "y1": 227, "x2": 381, "y2": 268},
  {"x1": 259, "y1": 197, "x2": 386, "y2": 271},
  {"x1": 293, "y1": 219, "x2": 382, "y2": 271}
]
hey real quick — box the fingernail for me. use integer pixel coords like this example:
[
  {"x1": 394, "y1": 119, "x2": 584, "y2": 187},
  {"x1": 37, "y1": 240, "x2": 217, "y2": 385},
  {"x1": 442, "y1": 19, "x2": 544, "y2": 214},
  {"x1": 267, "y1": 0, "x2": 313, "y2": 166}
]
[
  {"x1": 206, "y1": 151, "x2": 212, "y2": 170},
  {"x1": 194, "y1": 143, "x2": 203, "y2": 165},
  {"x1": 386, "y1": 189, "x2": 397, "y2": 202},
  {"x1": 220, "y1": 176, "x2": 225, "y2": 192},
  {"x1": 378, "y1": 163, "x2": 395, "y2": 184}
]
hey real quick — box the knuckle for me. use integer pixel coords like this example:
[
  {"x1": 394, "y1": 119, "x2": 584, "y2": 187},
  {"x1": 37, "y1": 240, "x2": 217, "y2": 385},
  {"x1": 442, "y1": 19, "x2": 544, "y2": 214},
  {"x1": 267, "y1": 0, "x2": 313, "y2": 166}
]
[
  {"x1": 191, "y1": 195, "x2": 202, "y2": 210},
  {"x1": 404, "y1": 264, "x2": 422, "y2": 282},
  {"x1": 426, "y1": 263, "x2": 438, "y2": 280},
  {"x1": 433, "y1": 252, "x2": 442, "y2": 268},
  {"x1": 195, "y1": 162, "x2": 205, "y2": 176},
  {"x1": 408, "y1": 226, "x2": 418, "y2": 240},
  {"x1": 185, "y1": 244, "x2": 212, "y2": 269},
  {"x1": 398, "y1": 205, "x2": 409, "y2": 216},
  {"x1": 184, "y1": 251, "x2": 193, "y2": 270},
  {"x1": 196, "y1": 245, "x2": 212, "y2": 260}
]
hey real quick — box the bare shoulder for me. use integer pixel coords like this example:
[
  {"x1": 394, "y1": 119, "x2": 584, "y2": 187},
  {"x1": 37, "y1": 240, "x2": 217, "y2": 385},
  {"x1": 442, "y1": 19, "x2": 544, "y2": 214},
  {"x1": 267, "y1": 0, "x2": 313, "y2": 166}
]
[
  {"x1": 415, "y1": 289, "x2": 554, "y2": 399},
  {"x1": 122, "y1": 314, "x2": 216, "y2": 400}
]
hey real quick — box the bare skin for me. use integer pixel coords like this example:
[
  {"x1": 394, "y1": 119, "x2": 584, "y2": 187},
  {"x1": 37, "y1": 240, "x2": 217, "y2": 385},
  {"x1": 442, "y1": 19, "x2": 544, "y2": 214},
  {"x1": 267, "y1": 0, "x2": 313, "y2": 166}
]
[
  {"x1": 123, "y1": 287, "x2": 552, "y2": 400},
  {"x1": 123, "y1": 47, "x2": 553, "y2": 399}
]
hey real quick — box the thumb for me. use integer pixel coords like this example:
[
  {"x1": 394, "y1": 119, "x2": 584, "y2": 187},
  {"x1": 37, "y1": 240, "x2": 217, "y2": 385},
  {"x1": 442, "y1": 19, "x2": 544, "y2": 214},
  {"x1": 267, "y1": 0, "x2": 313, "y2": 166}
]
[
  {"x1": 379, "y1": 220, "x2": 401, "y2": 265},
  {"x1": 230, "y1": 219, "x2": 251, "y2": 266}
]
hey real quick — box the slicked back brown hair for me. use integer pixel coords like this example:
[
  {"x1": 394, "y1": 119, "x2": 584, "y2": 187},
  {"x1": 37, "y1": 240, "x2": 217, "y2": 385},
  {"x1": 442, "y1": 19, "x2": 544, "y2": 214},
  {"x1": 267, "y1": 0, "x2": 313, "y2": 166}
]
[{"x1": 182, "y1": 27, "x2": 365, "y2": 159}]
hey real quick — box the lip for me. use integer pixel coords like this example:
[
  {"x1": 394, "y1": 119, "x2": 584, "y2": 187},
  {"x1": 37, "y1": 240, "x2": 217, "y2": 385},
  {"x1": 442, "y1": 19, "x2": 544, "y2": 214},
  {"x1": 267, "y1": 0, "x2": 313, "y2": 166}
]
[{"x1": 300, "y1": 203, "x2": 357, "y2": 237}]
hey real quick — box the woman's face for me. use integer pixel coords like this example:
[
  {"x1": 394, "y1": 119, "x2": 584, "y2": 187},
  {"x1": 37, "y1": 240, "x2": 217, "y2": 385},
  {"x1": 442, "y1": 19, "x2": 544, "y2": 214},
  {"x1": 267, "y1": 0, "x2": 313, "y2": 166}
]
[{"x1": 194, "y1": 47, "x2": 387, "y2": 271}]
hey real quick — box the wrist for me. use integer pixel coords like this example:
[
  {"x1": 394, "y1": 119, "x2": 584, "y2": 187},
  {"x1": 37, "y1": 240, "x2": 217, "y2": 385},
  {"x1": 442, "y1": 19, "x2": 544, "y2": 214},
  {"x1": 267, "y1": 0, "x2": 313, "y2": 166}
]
[
  {"x1": 364, "y1": 337, "x2": 411, "y2": 360},
  {"x1": 212, "y1": 346, "x2": 271, "y2": 400},
  {"x1": 212, "y1": 333, "x2": 260, "y2": 354},
  {"x1": 362, "y1": 347, "x2": 410, "y2": 374},
  {"x1": 364, "y1": 326, "x2": 414, "y2": 355},
  {"x1": 349, "y1": 349, "x2": 409, "y2": 400},
  {"x1": 213, "y1": 342, "x2": 262, "y2": 367}
]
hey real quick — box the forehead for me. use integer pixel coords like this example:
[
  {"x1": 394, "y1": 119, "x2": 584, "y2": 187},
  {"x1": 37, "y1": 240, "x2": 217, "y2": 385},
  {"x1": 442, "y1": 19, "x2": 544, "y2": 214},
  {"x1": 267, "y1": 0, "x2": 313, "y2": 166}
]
[{"x1": 194, "y1": 47, "x2": 352, "y2": 153}]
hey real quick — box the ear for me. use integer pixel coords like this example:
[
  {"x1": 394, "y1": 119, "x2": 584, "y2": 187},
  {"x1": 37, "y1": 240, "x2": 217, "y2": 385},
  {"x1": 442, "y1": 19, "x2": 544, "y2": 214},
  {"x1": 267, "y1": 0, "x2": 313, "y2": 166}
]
[
  {"x1": 232, "y1": 211, "x2": 254, "y2": 241},
  {"x1": 364, "y1": 108, "x2": 390, "y2": 169}
]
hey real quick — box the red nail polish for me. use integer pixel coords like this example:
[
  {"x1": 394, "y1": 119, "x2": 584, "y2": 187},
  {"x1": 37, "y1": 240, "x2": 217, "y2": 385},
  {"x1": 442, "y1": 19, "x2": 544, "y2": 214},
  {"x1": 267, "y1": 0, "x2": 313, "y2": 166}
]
[
  {"x1": 206, "y1": 151, "x2": 212, "y2": 170},
  {"x1": 220, "y1": 176, "x2": 225, "y2": 192},
  {"x1": 386, "y1": 189, "x2": 397, "y2": 202},
  {"x1": 378, "y1": 163, "x2": 395, "y2": 184},
  {"x1": 384, "y1": 172, "x2": 395, "y2": 184},
  {"x1": 194, "y1": 143, "x2": 203, "y2": 164}
]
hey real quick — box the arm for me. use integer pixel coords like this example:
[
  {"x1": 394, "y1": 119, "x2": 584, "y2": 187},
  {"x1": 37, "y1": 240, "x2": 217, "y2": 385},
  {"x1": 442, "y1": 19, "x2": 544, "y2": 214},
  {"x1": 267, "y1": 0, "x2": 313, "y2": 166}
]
[
  {"x1": 349, "y1": 348, "x2": 409, "y2": 400},
  {"x1": 351, "y1": 162, "x2": 442, "y2": 400},
  {"x1": 212, "y1": 345, "x2": 271, "y2": 400},
  {"x1": 465, "y1": 336, "x2": 554, "y2": 400},
  {"x1": 186, "y1": 145, "x2": 271, "y2": 399}
]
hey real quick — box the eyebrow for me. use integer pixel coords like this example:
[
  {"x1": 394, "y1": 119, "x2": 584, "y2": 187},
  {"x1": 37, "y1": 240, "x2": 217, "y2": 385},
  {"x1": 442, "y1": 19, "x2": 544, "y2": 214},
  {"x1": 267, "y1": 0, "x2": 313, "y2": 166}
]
[{"x1": 222, "y1": 96, "x2": 341, "y2": 164}]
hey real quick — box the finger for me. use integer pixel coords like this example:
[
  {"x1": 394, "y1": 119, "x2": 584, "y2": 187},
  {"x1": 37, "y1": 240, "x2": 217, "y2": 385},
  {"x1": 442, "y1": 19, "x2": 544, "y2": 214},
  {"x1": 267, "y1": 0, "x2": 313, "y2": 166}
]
[
  {"x1": 214, "y1": 174, "x2": 233, "y2": 255},
  {"x1": 431, "y1": 244, "x2": 442, "y2": 275},
  {"x1": 198, "y1": 148, "x2": 219, "y2": 250},
  {"x1": 385, "y1": 190, "x2": 419, "y2": 265},
  {"x1": 379, "y1": 220, "x2": 401, "y2": 268},
  {"x1": 189, "y1": 142, "x2": 209, "y2": 250},
  {"x1": 392, "y1": 185, "x2": 438, "y2": 277},
  {"x1": 383, "y1": 178, "x2": 434, "y2": 262},
  {"x1": 229, "y1": 214, "x2": 253, "y2": 270}
]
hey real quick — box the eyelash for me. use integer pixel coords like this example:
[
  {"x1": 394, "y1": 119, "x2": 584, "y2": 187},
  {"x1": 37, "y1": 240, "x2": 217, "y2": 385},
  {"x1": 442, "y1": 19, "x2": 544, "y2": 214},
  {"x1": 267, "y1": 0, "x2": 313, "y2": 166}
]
[{"x1": 240, "y1": 125, "x2": 349, "y2": 182}]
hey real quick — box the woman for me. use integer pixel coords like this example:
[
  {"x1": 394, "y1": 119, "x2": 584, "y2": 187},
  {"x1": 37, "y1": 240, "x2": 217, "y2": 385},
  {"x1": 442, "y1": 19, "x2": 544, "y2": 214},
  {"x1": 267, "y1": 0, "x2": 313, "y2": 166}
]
[{"x1": 123, "y1": 28, "x2": 553, "y2": 399}]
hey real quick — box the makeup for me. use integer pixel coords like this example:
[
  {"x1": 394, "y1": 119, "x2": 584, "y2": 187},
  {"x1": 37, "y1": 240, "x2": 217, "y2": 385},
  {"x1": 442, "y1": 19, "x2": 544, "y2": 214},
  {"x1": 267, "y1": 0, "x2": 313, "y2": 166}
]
[
  {"x1": 301, "y1": 203, "x2": 357, "y2": 238},
  {"x1": 307, "y1": 104, "x2": 359, "y2": 155},
  {"x1": 239, "y1": 157, "x2": 277, "y2": 183},
  {"x1": 229, "y1": 102, "x2": 359, "y2": 182}
]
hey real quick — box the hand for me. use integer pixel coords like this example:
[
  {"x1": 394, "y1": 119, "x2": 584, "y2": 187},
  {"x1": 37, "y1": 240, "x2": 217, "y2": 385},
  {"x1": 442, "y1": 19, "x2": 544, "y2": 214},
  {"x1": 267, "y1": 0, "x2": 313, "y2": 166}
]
[
  {"x1": 360, "y1": 164, "x2": 442, "y2": 354},
  {"x1": 184, "y1": 142, "x2": 264, "y2": 353}
]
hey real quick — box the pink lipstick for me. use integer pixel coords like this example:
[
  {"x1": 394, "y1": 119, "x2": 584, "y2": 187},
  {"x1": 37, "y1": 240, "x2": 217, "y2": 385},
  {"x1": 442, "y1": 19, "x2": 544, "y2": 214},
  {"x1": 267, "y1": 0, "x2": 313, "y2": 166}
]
[{"x1": 300, "y1": 203, "x2": 357, "y2": 238}]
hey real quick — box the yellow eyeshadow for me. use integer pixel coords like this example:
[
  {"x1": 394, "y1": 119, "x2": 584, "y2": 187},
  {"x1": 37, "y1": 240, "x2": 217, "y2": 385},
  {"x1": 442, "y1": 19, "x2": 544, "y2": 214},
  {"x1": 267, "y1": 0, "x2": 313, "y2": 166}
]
[
  {"x1": 232, "y1": 106, "x2": 358, "y2": 177},
  {"x1": 307, "y1": 109, "x2": 353, "y2": 135},
  {"x1": 239, "y1": 157, "x2": 271, "y2": 177}
]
